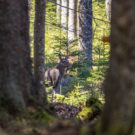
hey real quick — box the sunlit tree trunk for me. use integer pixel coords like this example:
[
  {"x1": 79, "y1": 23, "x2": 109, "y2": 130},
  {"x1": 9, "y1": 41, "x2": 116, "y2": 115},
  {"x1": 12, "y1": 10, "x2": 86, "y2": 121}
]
[
  {"x1": 78, "y1": 0, "x2": 92, "y2": 64},
  {"x1": 101, "y1": 0, "x2": 135, "y2": 135},
  {"x1": 68, "y1": 0, "x2": 75, "y2": 48},
  {"x1": 0, "y1": 0, "x2": 37, "y2": 112},
  {"x1": 61, "y1": 0, "x2": 68, "y2": 30},
  {"x1": 34, "y1": 0, "x2": 47, "y2": 104},
  {"x1": 77, "y1": 0, "x2": 80, "y2": 39},
  {"x1": 56, "y1": 0, "x2": 61, "y2": 23},
  {"x1": 105, "y1": 0, "x2": 111, "y2": 20},
  {"x1": 28, "y1": 0, "x2": 32, "y2": 10},
  {"x1": 74, "y1": 0, "x2": 78, "y2": 37}
]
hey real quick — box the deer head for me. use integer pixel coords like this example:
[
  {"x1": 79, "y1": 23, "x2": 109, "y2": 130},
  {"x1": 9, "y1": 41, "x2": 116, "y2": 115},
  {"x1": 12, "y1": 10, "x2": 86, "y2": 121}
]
[{"x1": 57, "y1": 54, "x2": 72, "y2": 69}]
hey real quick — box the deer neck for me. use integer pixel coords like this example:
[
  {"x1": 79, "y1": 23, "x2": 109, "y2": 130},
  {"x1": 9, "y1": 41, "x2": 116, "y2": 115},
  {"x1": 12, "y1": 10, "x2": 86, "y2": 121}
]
[{"x1": 56, "y1": 64, "x2": 67, "y2": 77}]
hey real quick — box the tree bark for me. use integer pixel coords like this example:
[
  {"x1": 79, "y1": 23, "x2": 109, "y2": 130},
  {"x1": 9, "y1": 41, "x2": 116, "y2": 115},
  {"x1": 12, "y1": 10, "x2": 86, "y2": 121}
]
[
  {"x1": 101, "y1": 0, "x2": 135, "y2": 135},
  {"x1": 68, "y1": 0, "x2": 75, "y2": 50},
  {"x1": 0, "y1": 0, "x2": 37, "y2": 112},
  {"x1": 61, "y1": 0, "x2": 68, "y2": 30},
  {"x1": 28, "y1": 0, "x2": 32, "y2": 11},
  {"x1": 34, "y1": 0, "x2": 47, "y2": 104},
  {"x1": 105, "y1": 0, "x2": 111, "y2": 20},
  {"x1": 78, "y1": 0, "x2": 93, "y2": 64},
  {"x1": 68, "y1": 0, "x2": 75, "y2": 47},
  {"x1": 77, "y1": 0, "x2": 80, "y2": 40},
  {"x1": 56, "y1": 0, "x2": 61, "y2": 23},
  {"x1": 74, "y1": 0, "x2": 78, "y2": 37}
]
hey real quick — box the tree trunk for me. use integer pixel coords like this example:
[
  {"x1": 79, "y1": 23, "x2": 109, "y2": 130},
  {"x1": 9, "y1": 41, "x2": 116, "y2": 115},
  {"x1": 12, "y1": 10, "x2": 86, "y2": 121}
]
[
  {"x1": 28, "y1": 0, "x2": 32, "y2": 11},
  {"x1": 34, "y1": 0, "x2": 47, "y2": 104},
  {"x1": 101, "y1": 0, "x2": 135, "y2": 135},
  {"x1": 0, "y1": 0, "x2": 37, "y2": 112},
  {"x1": 77, "y1": 0, "x2": 80, "y2": 40},
  {"x1": 68, "y1": 0, "x2": 75, "y2": 49},
  {"x1": 28, "y1": 0, "x2": 32, "y2": 16},
  {"x1": 105, "y1": 0, "x2": 111, "y2": 20},
  {"x1": 56, "y1": 0, "x2": 61, "y2": 23},
  {"x1": 78, "y1": 0, "x2": 92, "y2": 64},
  {"x1": 61, "y1": 0, "x2": 68, "y2": 30},
  {"x1": 74, "y1": 0, "x2": 78, "y2": 37}
]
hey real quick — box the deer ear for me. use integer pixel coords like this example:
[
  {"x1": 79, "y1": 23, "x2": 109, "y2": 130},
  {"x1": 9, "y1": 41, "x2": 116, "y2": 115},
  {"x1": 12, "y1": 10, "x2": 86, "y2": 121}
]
[
  {"x1": 65, "y1": 55, "x2": 68, "y2": 60},
  {"x1": 59, "y1": 54, "x2": 62, "y2": 60}
]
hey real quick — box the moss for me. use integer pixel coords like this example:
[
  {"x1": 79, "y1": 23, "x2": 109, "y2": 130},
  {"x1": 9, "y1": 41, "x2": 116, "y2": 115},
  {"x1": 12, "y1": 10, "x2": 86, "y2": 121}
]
[
  {"x1": 22, "y1": 108, "x2": 56, "y2": 125},
  {"x1": 86, "y1": 97, "x2": 102, "y2": 108},
  {"x1": 77, "y1": 107, "x2": 93, "y2": 120},
  {"x1": 102, "y1": 125, "x2": 131, "y2": 135},
  {"x1": 96, "y1": 120, "x2": 135, "y2": 135},
  {"x1": 95, "y1": 120, "x2": 101, "y2": 132},
  {"x1": 133, "y1": 125, "x2": 135, "y2": 135},
  {"x1": 80, "y1": 125, "x2": 89, "y2": 135},
  {"x1": 77, "y1": 97, "x2": 103, "y2": 121}
]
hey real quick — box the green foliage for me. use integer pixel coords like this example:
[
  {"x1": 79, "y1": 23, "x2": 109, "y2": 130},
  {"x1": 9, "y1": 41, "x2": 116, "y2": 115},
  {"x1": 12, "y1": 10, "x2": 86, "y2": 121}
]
[
  {"x1": 86, "y1": 97, "x2": 103, "y2": 111},
  {"x1": 64, "y1": 87, "x2": 88, "y2": 106},
  {"x1": 77, "y1": 97, "x2": 103, "y2": 121},
  {"x1": 48, "y1": 89, "x2": 88, "y2": 107},
  {"x1": 30, "y1": 0, "x2": 109, "y2": 114}
]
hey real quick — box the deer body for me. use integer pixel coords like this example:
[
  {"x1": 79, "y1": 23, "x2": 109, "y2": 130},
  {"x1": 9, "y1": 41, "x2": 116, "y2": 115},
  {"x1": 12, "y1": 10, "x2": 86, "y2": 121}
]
[
  {"x1": 45, "y1": 55, "x2": 71, "y2": 93},
  {"x1": 45, "y1": 68, "x2": 60, "y2": 87}
]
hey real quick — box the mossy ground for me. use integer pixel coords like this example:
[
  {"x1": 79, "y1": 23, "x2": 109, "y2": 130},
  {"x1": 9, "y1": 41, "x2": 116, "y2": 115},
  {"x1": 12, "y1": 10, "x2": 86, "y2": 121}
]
[{"x1": 0, "y1": 97, "x2": 103, "y2": 135}]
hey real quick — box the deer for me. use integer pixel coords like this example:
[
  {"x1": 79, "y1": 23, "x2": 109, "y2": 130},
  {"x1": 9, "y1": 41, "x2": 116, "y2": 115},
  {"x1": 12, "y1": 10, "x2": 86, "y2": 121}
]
[{"x1": 45, "y1": 54, "x2": 72, "y2": 99}]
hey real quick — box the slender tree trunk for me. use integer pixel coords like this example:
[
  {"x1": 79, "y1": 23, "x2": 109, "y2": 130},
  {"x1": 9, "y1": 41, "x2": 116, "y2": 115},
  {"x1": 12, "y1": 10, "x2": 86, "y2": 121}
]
[
  {"x1": 28, "y1": 0, "x2": 32, "y2": 16},
  {"x1": 61, "y1": 0, "x2": 68, "y2": 30},
  {"x1": 28, "y1": 0, "x2": 32, "y2": 10},
  {"x1": 77, "y1": 0, "x2": 80, "y2": 40},
  {"x1": 78, "y1": 0, "x2": 93, "y2": 64},
  {"x1": 101, "y1": 0, "x2": 135, "y2": 135},
  {"x1": 56, "y1": 0, "x2": 61, "y2": 23},
  {"x1": 105, "y1": 0, "x2": 111, "y2": 20},
  {"x1": 0, "y1": 0, "x2": 37, "y2": 112},
  {"x1": 68, "y1": 0, "x2": 75, "y2": 47},
  {"x1": 34, "y1": 0, "x2": 46, "y2": 104},
  {"x1": 74, "y1": 0, "x2": 78, "y2": 37}
]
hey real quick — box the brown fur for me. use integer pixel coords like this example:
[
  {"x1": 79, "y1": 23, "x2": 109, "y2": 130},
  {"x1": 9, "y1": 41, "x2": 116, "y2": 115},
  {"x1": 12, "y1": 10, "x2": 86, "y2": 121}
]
[
  {"x1": 53, "y1": 71, "x2": 57, "y2": 81},
  {"x1": 45, "y1": 55, "x2": 72, "y2": 92}
]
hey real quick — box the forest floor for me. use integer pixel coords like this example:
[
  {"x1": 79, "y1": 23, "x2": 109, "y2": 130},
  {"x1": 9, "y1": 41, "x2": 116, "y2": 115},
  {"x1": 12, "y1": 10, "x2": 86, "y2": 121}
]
[
  {"x1": 0, "y1": 101, "x2": 101, "y2": 135},
  {"x1": 0, "y1": 119, "x2": 97, "y2": 135}
]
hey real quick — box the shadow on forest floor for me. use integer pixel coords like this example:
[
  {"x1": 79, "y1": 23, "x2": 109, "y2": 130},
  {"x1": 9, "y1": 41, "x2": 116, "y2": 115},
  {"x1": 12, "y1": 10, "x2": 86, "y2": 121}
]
[{"x1": 0, "y1": 98, "x2": 103, "y2": 135}]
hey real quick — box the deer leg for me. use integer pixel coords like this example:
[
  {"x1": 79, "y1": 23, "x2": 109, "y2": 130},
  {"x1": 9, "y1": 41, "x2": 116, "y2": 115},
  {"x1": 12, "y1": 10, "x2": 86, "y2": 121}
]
[
  {"x1": 51, "y1": 89, "x2": 56, "y2": 102},
  {"x1": 55, "y1": 78, "x2": 61, "y2": 93},
  {"x1": 60, "y1": 84, "x2": 62, "y2": 95},
  {"x1": 59, "y1": 79, "x2": 62, "y2": 94}
]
